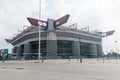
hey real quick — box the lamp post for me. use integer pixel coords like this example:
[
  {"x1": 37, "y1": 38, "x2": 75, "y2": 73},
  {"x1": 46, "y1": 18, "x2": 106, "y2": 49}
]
[
  {"x1": 79, "y1": 37, "x2": 82, "y2": 63},
  {"x1": 38, "y1": 0, "x2": 41, "y2": 63},
  {"x1": 115, "y1": 41, "x2": 119, "y2": 63}
]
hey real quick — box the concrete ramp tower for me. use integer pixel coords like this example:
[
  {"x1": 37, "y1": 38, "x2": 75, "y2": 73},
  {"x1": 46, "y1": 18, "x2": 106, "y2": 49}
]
[{"x1": 46, "y1": 19, "x2": 57, "y2": 58}]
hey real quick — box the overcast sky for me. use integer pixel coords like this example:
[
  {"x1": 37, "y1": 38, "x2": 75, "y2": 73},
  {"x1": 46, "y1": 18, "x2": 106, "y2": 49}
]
[{"x1": 0, "y1": 0, "x2": 120, "y2": 54}]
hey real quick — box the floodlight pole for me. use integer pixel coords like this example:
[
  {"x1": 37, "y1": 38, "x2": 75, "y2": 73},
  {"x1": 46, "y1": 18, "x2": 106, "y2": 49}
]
[
  {"x1": 38, "y1": 0, "x2": 41, "y2": 63},
  {"x1": 115, "y1": 41, "x2": 119, "y2": 63},
  {"x1": 79, "y1": 37, "x2": 82, "y2": 63}
]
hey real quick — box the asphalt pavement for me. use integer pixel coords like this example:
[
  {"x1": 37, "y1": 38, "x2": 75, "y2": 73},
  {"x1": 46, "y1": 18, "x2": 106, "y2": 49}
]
[{"x1": 0, "y1": 59, "x2": 120, "y2": 80}]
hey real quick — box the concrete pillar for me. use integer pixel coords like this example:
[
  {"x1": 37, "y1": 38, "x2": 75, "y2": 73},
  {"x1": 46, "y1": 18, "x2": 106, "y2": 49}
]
[
  {"x1": 12, "y1": 47, "x2": 16, "y2": 53},
  {"x1": 46, "y1": 40, "x2": 57, "y2": 58},
  {"x1": 23, "y1": 43, "x2": 32, "y2": 60},
  {"x1": 97, "y1": 44, "x2": 103, "y2": 57},
  {"x1": 16, "y1": 46, "x2": 22, "y2": 59},
  {"x1": 24, "y1": 43, "x2": 32, "y2": 53},
  {"x1": 72, "y1": 41, "x2": 80, "y2": 57},
  {"x1": 47, "y1": 19, "x2": 55, "y2": 30},
  {"x1": 46, "y1": 32, "x2": 57, "y2": 58},
  {"x1": 90, "y1": 44, "x2": 97, "y2": 57}
]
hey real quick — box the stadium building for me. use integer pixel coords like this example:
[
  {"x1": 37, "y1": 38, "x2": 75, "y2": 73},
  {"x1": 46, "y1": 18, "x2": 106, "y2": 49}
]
[{"x1": 5, "y1": 14, "x2": 114, "y2": 59}]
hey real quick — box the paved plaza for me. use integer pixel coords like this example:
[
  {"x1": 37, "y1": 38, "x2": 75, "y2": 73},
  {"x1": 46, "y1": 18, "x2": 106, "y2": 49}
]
[{"x1": 0, "y1": 59, "x2": 120, "y2": 80}]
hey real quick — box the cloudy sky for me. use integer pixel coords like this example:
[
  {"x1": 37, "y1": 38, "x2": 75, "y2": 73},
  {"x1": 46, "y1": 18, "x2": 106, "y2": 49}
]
[{"x1": 0, "y1": 0, "x2": 120, "y2": 53}]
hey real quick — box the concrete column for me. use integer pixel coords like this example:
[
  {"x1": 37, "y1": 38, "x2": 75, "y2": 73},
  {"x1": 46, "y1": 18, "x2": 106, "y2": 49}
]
[
  {"x1": 12, "y1": 47, "x2": 16, "y2": 53},
  {"x1": 72, "y1": 41, "x2": 80, "y2": 57},
  {"x1": 46, "y1": 32, "x2": 57, "y2": 58},
  {"x1": 46, "y1": 40, "x2": 57, "y2": 58},
  {"x1": 47, "y1": 19, "x2": 55, "y2": 30},
  {"x1": 24, "y1": 43, "x2": 32, "y2": 54},
  {"x1": 97, "y1": 44, "x2": 103, "y2": 57},
  {"x1": 16, "y1": 46, "x2": 22, "y2": 59},
  {"x1": 23, "y1": 43, "x2": 32, "y2": 60},
  {"x1": 90, "y1": 44, "x2": 97, "y2": 57}
]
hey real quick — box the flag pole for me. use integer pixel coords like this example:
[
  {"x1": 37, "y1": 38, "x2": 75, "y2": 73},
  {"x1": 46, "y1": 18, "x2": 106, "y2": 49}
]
[{"x1": 38, "y1": 0, "x2": 41, "y2": 63}]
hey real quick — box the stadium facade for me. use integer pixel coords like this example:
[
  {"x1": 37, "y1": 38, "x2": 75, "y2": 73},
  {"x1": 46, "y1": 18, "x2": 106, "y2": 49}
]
[{"x1": 6, "y1": 14, "x2": 107, "y2": 60}]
